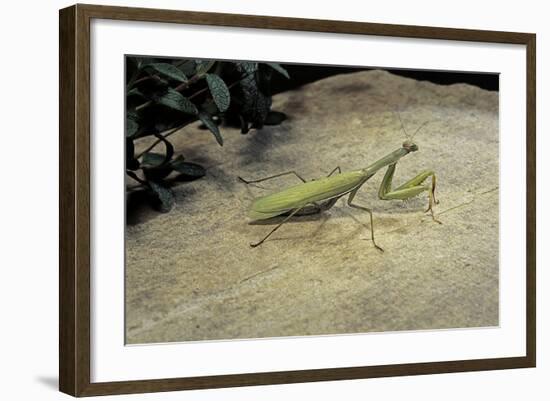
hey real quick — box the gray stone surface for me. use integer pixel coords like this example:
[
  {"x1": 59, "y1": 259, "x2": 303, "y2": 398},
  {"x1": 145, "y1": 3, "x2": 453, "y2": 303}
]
[{"x1": 126, "y1": 70, "x2": 499, "y2": 344}]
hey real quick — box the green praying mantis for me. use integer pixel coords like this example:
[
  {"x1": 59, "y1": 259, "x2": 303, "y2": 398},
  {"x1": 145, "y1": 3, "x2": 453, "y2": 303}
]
[{"x1": 238, "y1": 116, "x2": 440, "y2": 250}]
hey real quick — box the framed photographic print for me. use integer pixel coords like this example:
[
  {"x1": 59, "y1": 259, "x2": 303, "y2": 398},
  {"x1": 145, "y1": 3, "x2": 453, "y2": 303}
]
[{"x1": 59, "y1": 4, "x2": 536, "y2": 397}]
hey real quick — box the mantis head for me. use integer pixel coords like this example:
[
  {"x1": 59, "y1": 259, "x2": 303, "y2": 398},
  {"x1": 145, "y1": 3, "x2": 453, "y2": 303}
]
[
  {"x1": 394, "y1": 111, "x2": 428, "y2": 153},
  {"x1": 402, "y1": 140, "x2": 418, "y2": 153}
]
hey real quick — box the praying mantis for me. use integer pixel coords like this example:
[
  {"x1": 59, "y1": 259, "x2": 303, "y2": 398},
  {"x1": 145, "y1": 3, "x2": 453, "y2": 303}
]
[{"x1": 238, "y1": 117, "x2": 440, "y2": 250}]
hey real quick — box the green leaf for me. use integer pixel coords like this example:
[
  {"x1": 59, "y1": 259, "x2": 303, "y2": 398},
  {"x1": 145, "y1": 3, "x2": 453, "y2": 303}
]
[
  {"x1": 140, "y1": 152, "x2": 166, "y2": 169},
  {"x1": 171, "y1": 158, "x2": 206, "y2": 178},
  {"x1": 170, "y1": 154, "x2": 185, "y2": 163},
  {"x1": 126, "y1": 117, "x2": 139, "y2": 137},
  {"x1": 266, "y1": 63, "x2": 290, "y2": 79},
  {"x1": 155, "y1": 88, "x2": 198, "y2": 115},
  {"x1": 236, "y1": 61, "x2": 258, "y2": 75},
  {"x1": 236, "y1": 62, "x2": 271, "y2": 129},
  {"x1": 200, "y1": 99, "x2": 219, "y2": 115},
  {"x1": 198, "y1": 112, "x2": 223, "y2": 146},
  {"x1": 143, "y1": 166, "x2": 173, "y2": 182},
  {"x1": 206, "y1": 74, "x2": 230, "y2": 112},
  {"x1": 136, "y1": 57, "x2": 155, "y2": 69},
  {"x1": 177, "y1": 60, "x2": 196, "y2": 76},
  {"x1": 143, "y1": 63, "x2": 188, "y2": 82},
  {"x1": 148, "y1": 181, "x2": 175, "y2": 213},
  {"x1": 195, "y1": 60, "x2": 216, "y2": 75},
  {"x1": 127, "y1": 109, "x2": 139, "y2": 120}
]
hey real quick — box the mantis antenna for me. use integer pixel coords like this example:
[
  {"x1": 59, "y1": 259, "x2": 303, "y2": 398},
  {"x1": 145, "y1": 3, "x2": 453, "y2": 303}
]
[
  {"x1": 394, "y1": 111, "x2": 410, "y2": 139},
  {"x1": 393, "y1": 110, "x2": 429, "y2": 141},
  {"x1": 410, "y1": 121, "x2": 430, "y2": 141}
]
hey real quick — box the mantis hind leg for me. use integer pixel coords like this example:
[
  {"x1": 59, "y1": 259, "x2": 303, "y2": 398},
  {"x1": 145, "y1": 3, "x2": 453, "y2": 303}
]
[
  {"x1": 347, "y1": 189, "x2": 384, "y2": 252},
  {"x1": 378, "y1": 163, "x2": 441, "y2": 223},
  {"x1": 250, "y1": 205, "x2": 310, "y2": 248}
]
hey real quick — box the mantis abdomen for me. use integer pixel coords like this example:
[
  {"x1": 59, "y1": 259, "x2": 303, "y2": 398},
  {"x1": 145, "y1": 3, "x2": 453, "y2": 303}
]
[{"x1": 249, "y1": 170, "x2": 367, "y2": 220}]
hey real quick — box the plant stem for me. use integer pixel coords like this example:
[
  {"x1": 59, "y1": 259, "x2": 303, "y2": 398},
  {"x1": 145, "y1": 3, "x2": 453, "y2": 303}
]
[
  {"x1": 131, "y1": 75, "x2": 154, "y2": 86},
  {"x1": 135, "y1": 124, "x2": 187, "y2": 159},
  {"x1": 135, "y1": 100, "x2": 153, "y2": 112},
  {"x1": 126, "y1": 170, "x2": 147, "y2": 186}
]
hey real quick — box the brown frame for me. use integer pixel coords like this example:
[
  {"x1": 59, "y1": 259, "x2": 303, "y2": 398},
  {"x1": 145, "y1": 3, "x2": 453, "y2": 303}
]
[{"x1": 59, "y1": 3, "x2": 536, "y2": 397}]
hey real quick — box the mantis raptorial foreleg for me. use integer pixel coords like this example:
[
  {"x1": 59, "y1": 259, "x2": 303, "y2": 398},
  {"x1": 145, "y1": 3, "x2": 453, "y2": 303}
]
[
  {"x1": 347, "y1": 189, "x2": 384, "y2": 252},
  {"x1": 378, "y1": 163, "x2": 441, "y2": 223},
  {"x1": 249, "y1": 204, "x2": 311, "y2": 248}
]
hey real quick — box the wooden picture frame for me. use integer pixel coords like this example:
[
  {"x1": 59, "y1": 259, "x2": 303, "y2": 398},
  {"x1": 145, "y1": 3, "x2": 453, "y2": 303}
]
[{"x1": 59, "y1": 3, "x2": 536, "y2": 397}]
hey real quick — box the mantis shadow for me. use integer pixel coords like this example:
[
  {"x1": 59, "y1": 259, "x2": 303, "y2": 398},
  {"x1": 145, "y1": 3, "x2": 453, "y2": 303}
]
[
  {"x1": 247, "y1": 212, "x2": 333, "y2": 226},
  {"x1": 249, "y1": 213, "x2": 334, "y2": 244}
]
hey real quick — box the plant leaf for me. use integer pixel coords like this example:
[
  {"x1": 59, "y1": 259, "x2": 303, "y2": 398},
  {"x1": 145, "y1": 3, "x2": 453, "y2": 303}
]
[
  {"x1": 171, "y1": 159, "x2": 206, "y2": 178},
  {"x1": 195, "y1": 60, "x2": 216, "y2": 75},
  {"x1": 140, "y1": 152, "x2": 166, "y2": 169},
  {"x1": 143, "y1": 63, "x2": 188, "y2": 82},
  {"x1": 266, "y1": 63, "x2": 290, "y2": 79},
  {"x1": 236, "y1": 61, "x2": 258, "y2": 75},
  {"x1": 170, "y1": 154, "x2": 185, "y2": 164},
  {"x1": 155, "y1": 88, "x2": 198, "y2": 115},
  {"x1": 136, "y1": 57, "x2": 155, "y2": 69},
  {"x1": 236, "y1": 62, "x2": 271, "y2": 129},
  {"x1": 178, "y1": 60, "x2": 196, "y2": 76},
  {"x1": 148, "y1": 181, "x2": 175, "y2": 213},
  {"x1": 198, "y1": 112, "x2": 223, "y2": 146},
  {"x1": 143, "y1": 166, "x2": 173, "y2": 182},
  {"x1": 126, "y1": 117, "x2": 139, "y2": 137},
  {"x1": 206, "y1": 74, "x2": 230, "y2": 112}
]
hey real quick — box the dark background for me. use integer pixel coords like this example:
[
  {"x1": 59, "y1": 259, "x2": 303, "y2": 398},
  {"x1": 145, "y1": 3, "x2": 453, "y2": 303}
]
[{"x1": 271, "y1": 64, "x2": 498, "y2": 95}]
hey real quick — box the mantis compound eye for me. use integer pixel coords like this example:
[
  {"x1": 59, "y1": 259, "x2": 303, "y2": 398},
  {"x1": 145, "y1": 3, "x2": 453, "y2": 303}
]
[{"x1": 402, "y1": 141, "x2": 418, "y2": 152}]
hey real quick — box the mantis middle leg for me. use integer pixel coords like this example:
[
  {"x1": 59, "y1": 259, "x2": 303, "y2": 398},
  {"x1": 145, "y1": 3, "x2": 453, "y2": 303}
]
[
  {"x1": 326, "y1": 166, "x2": 342, "y2": 177},
  {"x1": 378, "y1": 163, "x2": 441, "y2": 223},
  {"x1": 347, "y1": 189, "x2": 384, "y2": 252}
]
